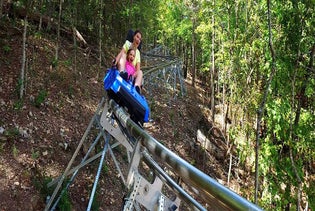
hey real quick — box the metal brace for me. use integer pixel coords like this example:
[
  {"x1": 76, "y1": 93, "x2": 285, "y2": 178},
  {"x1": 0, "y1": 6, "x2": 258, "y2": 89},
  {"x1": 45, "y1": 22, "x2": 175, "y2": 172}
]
[
  {"x1": 123, "y1": 173, "x2": 142, "y2": 211},
  {"x1": 158, "y1": 195, "x2": 165, "y2": 211}
]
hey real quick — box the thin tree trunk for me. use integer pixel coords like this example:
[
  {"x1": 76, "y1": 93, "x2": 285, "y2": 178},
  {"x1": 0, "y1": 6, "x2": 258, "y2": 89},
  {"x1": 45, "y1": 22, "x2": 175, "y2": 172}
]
[
  {"x1": 71, "y1": 0, "x2": 77, "y2": 78},
  {"x1": 72, "y1": 27, "x2": 77, "y2": 75},
  {"x1": 255, "y1": 0, "x2": 277, "y2": 203},
  {"x1": 0, "y1": 0, "x2": 3, "y2": 17},
  {"x1": 55, "y1": 0, "x2": 63, "y2": 63},
  {"x1": 20, "y1": 0, "x2": 34, "y2": 99},
  {"x1": 183, "y1": 44, "x2": 188, "y2": 79},
  {"x1": 46, "y1": 0, "x2": 54, "y2": 30},
  {"x1": 191, "y1": 17, "x2": 196, "y2": 87},
  {"x1": 98, "y1": 0, "x2": 103, "y2": 80},
  {"x1": 38, "y1": 0, "x2": 43, "y2": 31},
  {"x1": 210, "y1": 0, "x2": 215, "y2": 123},
  {"x1": 20, "y1": 15, "x2": 28, "y2": 99}
]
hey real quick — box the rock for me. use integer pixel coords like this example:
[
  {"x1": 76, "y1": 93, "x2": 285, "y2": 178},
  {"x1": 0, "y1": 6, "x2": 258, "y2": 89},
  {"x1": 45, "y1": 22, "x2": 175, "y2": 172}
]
[
  {"x1": 19, "y1": 128, "x2": 29, "y2": 138},
  {"x1": 29, "y1": 95, "x2": 34, "y2": 102},
  {"x1": 0, "y1": 98, "x2": 5, "y2": 106},
  {"x1": 64, "y1": 142, "x2": 69, "y2": 150},
  {"x1": 0, "y1": 126, "x2": 4, "y2": 134}
]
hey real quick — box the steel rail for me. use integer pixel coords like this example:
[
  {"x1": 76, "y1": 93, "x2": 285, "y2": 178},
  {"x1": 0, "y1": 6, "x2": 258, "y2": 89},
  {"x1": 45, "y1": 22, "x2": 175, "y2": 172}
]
[
  {"x1": 109, "y1": 99, "x2": 263, "y2": 211},
  {"x1": 142, "y1": 149, "x2": 206, "y2": 211},
  {"x1": 142, "y1": 59, "x2": 181, "y2": 75},
  {"x1": 87, "y1": 131, "x2": 110, "y2": 211}
]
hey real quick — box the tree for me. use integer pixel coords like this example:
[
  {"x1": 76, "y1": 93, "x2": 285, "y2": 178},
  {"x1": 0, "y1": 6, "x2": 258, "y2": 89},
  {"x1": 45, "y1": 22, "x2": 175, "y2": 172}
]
[
  {"x1": 210, "y1": 0, "x2": 215, "y2": 122},
  {"x1": 0, "y1": 0, "x2": 3, "y2": 17},
  {"x1": 20, "y1": 13, "x2": 28, "y2": 99},
  {"x1": 254, "y1": 0, "x2": 277, "y2": 203},
  {"x1": 98, "y1": 0, "x2": 103, "y2": 80},
  {"x1": 55, "y1": 0, "x2": 63, "y2": 63},
  {"x1": 19, "y1": 0, "x2": 34, "y2": 99}
]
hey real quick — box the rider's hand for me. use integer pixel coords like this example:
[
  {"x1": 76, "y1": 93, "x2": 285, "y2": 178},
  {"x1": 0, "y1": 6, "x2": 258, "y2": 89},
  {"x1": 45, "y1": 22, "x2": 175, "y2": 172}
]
[{"x1": 112, "y1": 58, "x2": 117, "y2": 68}]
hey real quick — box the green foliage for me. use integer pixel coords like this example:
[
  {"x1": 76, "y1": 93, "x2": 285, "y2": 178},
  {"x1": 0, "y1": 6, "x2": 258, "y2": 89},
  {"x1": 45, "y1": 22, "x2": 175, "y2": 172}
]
[
  {"x1": 306, "y1": 180, "x2": 315, "y2": 210},
  {"x1": 67, "y1": 85, "x2": 74, "y2": 97},
  {"x1": 51, "y1": 58, "x2": 58, "y2": 68},
  {"x1": 14, "y1": 99, "x2": 24, "y2": 110},
  {"x1": 294, "y1": 111, "x2": 315, "y2": 159},
  {"x1": 33, "y1": 176, "x2": 53, "y2": 196},
  {"x1": 33, "y1": 31, "x2": 42, "y2": 39},
  {"x1": 34, "y1": 90, "x2": 48, "y2": 108},
  {"x1": 90, "y1": 191, "x2": 100, "y2": 211},
  {"x1": 102, "y1": 164, "x2": 108, "y2": 175},
  {"x1": 5, "y1": 127, "x2": 19, "y2": 140},
  {"x1": 59, "y1": 191, "x2": 72, "y2": 211},
  {"x1": 157, "y1": 0, "x2": 192, "y2": 52},
  {"x1": 63, "y1": 59, "x2": 72, "y2": 67},
  {"x1": 14, "y1": 78, "x2": 23, "y2": 98},
  {"x1": 2, "y1": 44, "x2": 11, "y2": 53},
  {"x1": 33, "y1": 174, "x2": 72, "y2": 210},
  {"x1": 31, "y1": 148, "x2": 40, "y2": 160},
  {"x1": 12, "y1": 144, "x2": 19, "y2": 158}
]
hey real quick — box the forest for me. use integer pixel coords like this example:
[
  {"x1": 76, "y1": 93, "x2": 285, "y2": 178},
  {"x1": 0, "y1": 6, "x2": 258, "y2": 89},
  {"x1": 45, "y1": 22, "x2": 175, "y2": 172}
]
[{"x1": 0, "y1": 0, "x2": 314, "y2": 210}]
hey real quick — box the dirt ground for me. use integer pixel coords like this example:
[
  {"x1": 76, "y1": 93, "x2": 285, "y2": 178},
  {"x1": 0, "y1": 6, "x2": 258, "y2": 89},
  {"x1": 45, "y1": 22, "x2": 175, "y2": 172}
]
[{"x1": 0, "y1": 19, "x2": 252, "y2": 210}]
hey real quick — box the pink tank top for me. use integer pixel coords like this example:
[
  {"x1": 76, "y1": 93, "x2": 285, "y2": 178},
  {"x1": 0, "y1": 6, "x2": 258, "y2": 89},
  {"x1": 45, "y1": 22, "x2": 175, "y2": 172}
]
[{"x1": 126, "y1": 60, "x2": 136, "y2": 77}]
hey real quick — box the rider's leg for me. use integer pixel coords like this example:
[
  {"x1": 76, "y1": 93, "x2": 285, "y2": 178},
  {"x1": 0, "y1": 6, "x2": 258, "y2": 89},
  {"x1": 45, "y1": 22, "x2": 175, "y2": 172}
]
[
  {"x1": 134, "y1": 70, "x2": 143, "y2": 87},
  {"x1": 117, "y1": 52, "x2": 126, "y2": 72},
  {"x1": 134, "y1": 70, "x2": 143, "y2": 94}
]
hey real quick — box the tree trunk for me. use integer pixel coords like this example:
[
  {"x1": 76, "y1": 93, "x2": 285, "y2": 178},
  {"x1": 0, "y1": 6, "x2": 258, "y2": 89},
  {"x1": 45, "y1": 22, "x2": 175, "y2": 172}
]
[
  {"x1": 191, "y1": 17, "x2": 196, "y2": 87},
  {"x1": 46, "y1": 0, "x2": 55, "y2": 31},
  {"x1": 98, "y1": 0, "x2": 103, "y2": 80},
  {"x1": 38, "y1": 0, "x2": 43, "y2": 31},
  {"x1": 0, "y1": 0, "x2": 3, "y2": 17},
  {"x1": 73, "y1": 1, "x2": 77, "y2": 76},
  {"x1": 20, "y1": 15, "x2": 28, "y2": 99},
  {"x1": 183, "y1": 44, "x2": 188, "y2": 79},
  {"x1": 55, "y1": 0, "x2": 63, "y2": 63},
  {"x1": 72, "y1": 27, "x2": 77, "y2": 78},
  {"x1": 210, "y1": 0, "x2": 215, "y2": 123},
  {"x1": 19, "y1": 0, "x2": 34, "y2": 99}
]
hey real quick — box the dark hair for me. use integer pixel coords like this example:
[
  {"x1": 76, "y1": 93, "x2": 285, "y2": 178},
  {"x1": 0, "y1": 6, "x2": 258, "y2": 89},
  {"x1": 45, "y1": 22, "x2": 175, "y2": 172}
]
[
  {"x1": 126, "y1": 29, "x2": 142, "y2": 51},
  {"x1": 127, "y1": 48, "x2": 135, "y2": 55},
  {"x1": 133, "y1": 29, "x2": 142, "y2": 37}
]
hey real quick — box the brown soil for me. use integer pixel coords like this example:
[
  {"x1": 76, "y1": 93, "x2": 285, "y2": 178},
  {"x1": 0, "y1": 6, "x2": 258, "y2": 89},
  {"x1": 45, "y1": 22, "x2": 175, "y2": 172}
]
[{"x1": 0, "y1": 19, "x2": 250, "y2": 210}]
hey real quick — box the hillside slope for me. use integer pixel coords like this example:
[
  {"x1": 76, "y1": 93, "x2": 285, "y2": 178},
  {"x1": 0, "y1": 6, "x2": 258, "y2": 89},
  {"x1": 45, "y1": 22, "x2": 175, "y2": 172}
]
[{"x1": 0, "y1": 20, "x2": 250, "y2": 210}]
